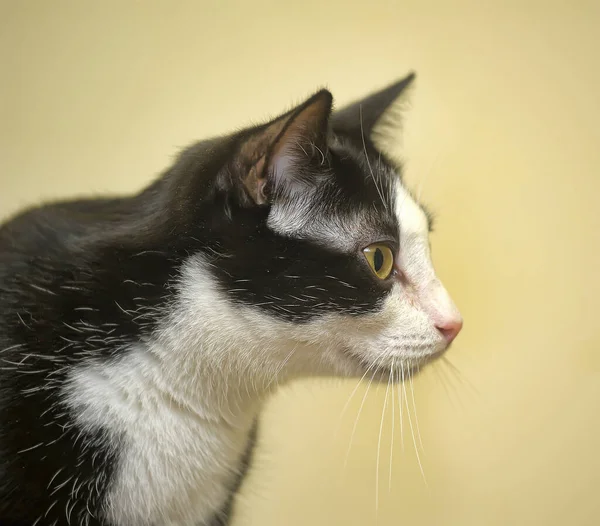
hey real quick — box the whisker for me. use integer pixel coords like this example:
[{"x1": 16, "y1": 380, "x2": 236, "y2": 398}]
[
  {"x1": 409, "y1": 369, "x2": 426, "y2": 455},
  {"x1": 375, "y1": 362, "x2": 391, "y2": 512},
  {"x1": 432, "y1": 362, "x2": 458, "y2": 409},
  {"x1": 443, "y1": 362, "x2": 471, "y2": 411},
  {"x1": 402, "y1": 363, "x2": 427, "y2": 484},
  {"x1": 335, "y1": 360, "x2": 378, "y2": 438},
  {"x1": 442, "y1": 356, "x2": 480, "y2": 396},
  {"x1": 344, "y1": 364, "x2": 379, "y2": 467},
  {"x1": 360, "y1": 105, "x2": 388, "y2": 211},
  {"x1": 388, "y1": 360, "x2": 395, "y2": 491},
  {"x1": 396, "y1": 363, "x2": 405, "y2": 451}
]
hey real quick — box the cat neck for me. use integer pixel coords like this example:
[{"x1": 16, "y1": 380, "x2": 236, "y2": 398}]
[{"x1": 143, "y1": 254, "x2": 302, "y2": 425}]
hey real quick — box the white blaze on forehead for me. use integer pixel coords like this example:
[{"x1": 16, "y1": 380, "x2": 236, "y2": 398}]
[
  {"x1": 393, "y1": 182, "x2": 434, "y2": 284},
  {"x1": 394, "y1": 183, "x2": 429, "y2": 239}
]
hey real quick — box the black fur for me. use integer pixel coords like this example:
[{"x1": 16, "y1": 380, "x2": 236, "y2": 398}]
[{"x1": 0, "y1": 74, "x2": 415, "y2": 525}]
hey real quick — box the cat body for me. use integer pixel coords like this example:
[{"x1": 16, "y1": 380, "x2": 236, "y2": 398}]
[{"x1": 0, "y1": 73, "x2": 462, "y2": 525}]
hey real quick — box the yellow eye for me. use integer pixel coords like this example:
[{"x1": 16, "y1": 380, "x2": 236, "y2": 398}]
[{"x1": 363, "y1": 244, "x2": 394, "y2": 280}]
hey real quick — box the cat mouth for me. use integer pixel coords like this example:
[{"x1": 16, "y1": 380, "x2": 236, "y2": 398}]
[{"x1": 342, "y1": 345, "x2": 448, "y2": 382}]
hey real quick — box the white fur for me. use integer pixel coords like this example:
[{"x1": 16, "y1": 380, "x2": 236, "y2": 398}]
[{"x1": 62, "y1": 178, "x2": 461, "y2": 525}]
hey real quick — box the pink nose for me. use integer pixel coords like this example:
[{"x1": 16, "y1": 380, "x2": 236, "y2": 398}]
[{"x1": 436, "y1": 318, "x2": 463, "y2": 344}]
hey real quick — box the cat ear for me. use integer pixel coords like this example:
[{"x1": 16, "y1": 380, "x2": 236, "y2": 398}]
[
  {"x1": 331, "y1": 72, "x2": 415, "y2": 144},
  {"x1": 240, "y1": 90, "x2": 332, "y2": 205}
]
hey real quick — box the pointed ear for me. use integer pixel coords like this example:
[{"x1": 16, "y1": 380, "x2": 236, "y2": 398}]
[
  {"x1": 239, "y1": 90, "x2": 332, "y2": 205},
  {"x1": 331, "y1": 72, "x2": 415, "y2": 144}
]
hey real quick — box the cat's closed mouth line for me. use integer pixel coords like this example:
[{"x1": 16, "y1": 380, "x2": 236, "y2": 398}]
[{"x1": 342, "y1": 344, "x2": 449, "y2": 382}]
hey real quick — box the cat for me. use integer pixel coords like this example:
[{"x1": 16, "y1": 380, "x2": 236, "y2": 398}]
[{"x1": 0, "y1": 72, "x2": 462, "y2": 526}]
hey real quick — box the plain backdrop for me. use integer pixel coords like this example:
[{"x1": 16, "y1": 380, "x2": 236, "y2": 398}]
[{"x1": 1, "y1": 1, "x2": 599, "y2": 525}]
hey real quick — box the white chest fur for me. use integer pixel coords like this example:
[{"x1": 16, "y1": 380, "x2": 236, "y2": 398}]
[{"x1": 64, "y1": 346, "x2": 258, "y2": 526}]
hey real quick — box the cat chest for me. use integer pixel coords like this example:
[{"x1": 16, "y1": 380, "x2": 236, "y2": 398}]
[
  {"x1": 106, "y1": 413, "x2": 251, "y2": 526},
  {"x1": 65, "y1": 357, "x2": 255, "y2": 526}
]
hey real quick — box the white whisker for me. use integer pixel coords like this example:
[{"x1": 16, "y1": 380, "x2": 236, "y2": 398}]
[
  {"x1": 409, "y1": 370, "x2": 425, "y2": 454},
  {"x1": 335, "y1": 360, "x2": 378, "y2": 438},
  {"x1": 344, "y1": 364, "x2": 379, "y2": 467},
  {"x1": 375, "y1": 363, "x2": 391, "y2": 512},
  {"x1": 360, "y1": 105, "x2": 388, "y2": 211},
  {"x1": 397, "y1": 364, "x2": 405, "y2": 451},
  {"x1": 388, "y1": 360, "x2": 395, "y2": 490},
  {"x1": 402, "y1": 363, "x2": 427, "y2": 484}
]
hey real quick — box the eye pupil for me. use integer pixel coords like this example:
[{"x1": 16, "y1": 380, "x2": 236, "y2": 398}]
[
  {"x1": 373, "y1": 248, "x2": 384, "y2": 272},
  {"x1": 363, "y1": 244, "x2": 393, "y2": 280}
]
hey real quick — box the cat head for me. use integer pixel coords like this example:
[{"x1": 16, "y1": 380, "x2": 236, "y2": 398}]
[{"x1": 169, "y1": 73, "x2": 462, "y2": 384}]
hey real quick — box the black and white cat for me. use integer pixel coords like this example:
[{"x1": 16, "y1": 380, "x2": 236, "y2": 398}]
[{"x1": 0, "y1": 73, "x2": 462, "y2": 526}]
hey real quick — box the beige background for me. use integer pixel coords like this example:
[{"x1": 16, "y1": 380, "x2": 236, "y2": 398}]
[{"x1": 2, "y1": 1, "x2": 599, "y2": 525}]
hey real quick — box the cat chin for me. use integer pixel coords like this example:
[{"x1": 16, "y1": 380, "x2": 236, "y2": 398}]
[{"x1": 339, "y1": 345, "x2": 448, "y2": 383}]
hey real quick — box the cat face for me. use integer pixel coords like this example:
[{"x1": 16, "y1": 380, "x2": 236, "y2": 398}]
[{"x1": 177, "y1": 74, "x2": 461, "y2": 383}]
